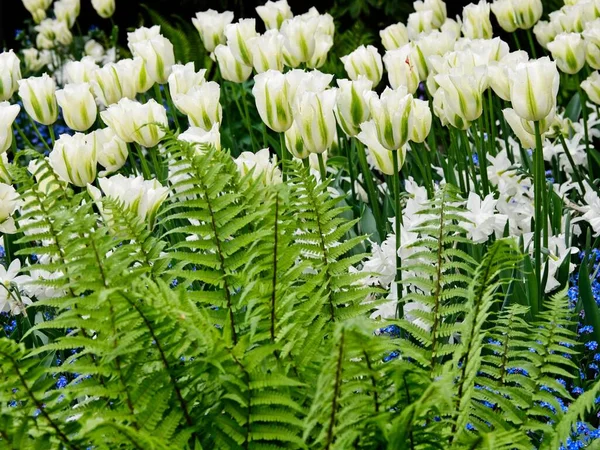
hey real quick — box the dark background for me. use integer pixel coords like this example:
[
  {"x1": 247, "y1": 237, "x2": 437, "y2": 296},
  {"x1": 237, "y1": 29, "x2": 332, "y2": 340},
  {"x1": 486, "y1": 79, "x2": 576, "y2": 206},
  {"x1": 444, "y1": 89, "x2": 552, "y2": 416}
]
[{"x1": 0, "y1": 0, "x2": 475, "y2": 51}]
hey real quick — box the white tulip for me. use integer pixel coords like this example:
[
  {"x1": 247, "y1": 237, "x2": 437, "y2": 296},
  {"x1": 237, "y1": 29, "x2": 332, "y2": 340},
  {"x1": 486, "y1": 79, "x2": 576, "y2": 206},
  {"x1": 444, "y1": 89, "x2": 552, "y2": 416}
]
[
  {"x1": 91, "y1": 0, "x2": 115, "y2": 18},
  {"x1": 334, "y1": 77, "x2": 372, "y2": 137},
  {"x1": 22, "y1": 0, "x2": 52, "y2": 23},
  {"x1": 286, "y1": 69, "x2": 333, "y2": 113},
  {"x1": 35, "y1": 19, "x2": 72, "y2": 49},
  {"x1": 462, "y1": 0, "x2": 493, "y2": 40},
  {"x1": 18, "y1": 74, "x2": 58, "y2": 125},
  {"x1": 168, "y1": 63, "x2": 206, "y2": 97},
  {"x1": 294, "y1": 89, "x2": 337, "y2": 154},
  {"x1": 22, "y1": 48, "x2": 51, "y2": 72},
  {"x1": 583, "y1": 21, "x2": 600, "y2": 70},
  {"x1": 547, "y1": 32, "x2": 586, "y2": 74},
  {"x1": 91, "y1": 63, "x2": 129, "y2": 106},
  {"x1": 84, "y1": 39, "x2": 105, "y2": 62},
  {"x1": 414, "y1": 0, "x2": 447, "y2": 28},
  {"x1": 407, "y1": 11, "x2": 435, "y2": 40},
  {"x1": 0, "y1": 183, "x2": 19, "y2": 234},
  {"x1": 502, "y1": 108, "x2": 536, "y2": 148},
  {"x1": 54, "y1": 0, "x2": 80, "y2": 28},
  {"x1": 225, "y1": 19, "x2": 258, "y2": 66},
  {"x1": 248, "y1": 29, "x2": 285, "y2": 73},
  {"x1": 582, "y1": 71, "x2": 600, "y2": 104},
  {"x1": 280, "y1": 14, "x2": 321, "y2": 65},
  {"x1": 341, "y1": 45, "x2": 383, "y2": 87},
  {"x1": 367, "y1": 87, "x2": 414, "y2": 150},
  {"x1": 65, "y1": 56, "x2": 99, "y2": 84},
  {"x1": 127, "y1": 26, "x2": 162, "y2": 52},
  {"x1": 384, "y1": 44, "x2": 421, "y2": 94},
  {"x1": 253, "y1": 70, "x2": 293, "y2": 132},
  {"x1": 131, "y1": 35, "x2": 175, "y2": 84},
  {"x1": 178, "y1": 123, "x2": 221, "y2": 151},
  {"x1": 508, "y1": 57, "x2": 559, "y2": 122},
  {"x1": 380, "y1": 23, "x2": 409, "y2": 51},
  {"x1": 173, "y1": 82, "x2": 222, "y2": 131},
  {"x1": 285, "y1": 121, "x2": 309, "y2": 159},
  {"x1": 434, "y1": 69, "x2": 487, "y2": 129},
  {"x1": 116, "y1": 57, "x2": 153, "y2": 96},
  {"x1": 93, "y1": 128, "x2": 128, "y2": 175},
  {"x1": 56, "y1": 83, "x2": 97, "y2": 132},
  {"x1": 192, "y1": 9, "x2": 235, "y2": 53},
  {"x1": 0, "y1": 51, "x2": 22, "y2": 101},
  {"x1": 491, "y1": 0, "x2": 543, "y2": 32},
  {"x1": 235, "y1": 148, "x2": 282, "y2": 185},
  {"x1": 487, "y1": 50, "x2": 529, "y2": 101},
  {"x1": 409, "y1": 99, "x2": 432, "y2": 143},
  {"x1": 256, "y1": 0, "x2": 293, "y2": 30},
  {"x1": 533, "y1": 20, "x2": 558, "y2": 49},
  {"x1": 307, "y1": 33, "x2": 333, "y2": 69},
  {"x1": 357, "y1": 120, "x2": 404, "y2": 175},
  {"x1": 214, "y1": 45, "x2": 252, "y2": 83},
  {"x1": 49, "y1": 133, "x2": 97, "y2": 187},
  {"x1": 0, "y1": 103, "x2": 20, "y2": 154}
]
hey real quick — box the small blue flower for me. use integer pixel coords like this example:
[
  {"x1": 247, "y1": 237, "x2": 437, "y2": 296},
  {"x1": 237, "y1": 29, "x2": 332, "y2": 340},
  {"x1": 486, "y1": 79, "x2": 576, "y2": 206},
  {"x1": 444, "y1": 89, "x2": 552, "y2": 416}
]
[{"x1": 585, "y1": 341, "x2": 598, "y2": 351}]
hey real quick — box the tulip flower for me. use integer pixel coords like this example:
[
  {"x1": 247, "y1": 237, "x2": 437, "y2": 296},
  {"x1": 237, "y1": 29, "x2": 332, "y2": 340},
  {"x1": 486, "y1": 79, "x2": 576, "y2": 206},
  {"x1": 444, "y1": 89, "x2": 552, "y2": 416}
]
[
  {"x1": 294, "y1": 89, "x2": 337, "y2": 154},
  {"x1": 409, "y1": 99, "x2": 432, "y2": 143},
  {"x1": 22, "y1": 48, "x2": 51, "y2": 72},
  {"x1": 502, "y1": 108, "x2": 536, "y2": 148},
  {"x1": 91, "y1": 63, "x2": 128, "y2": 106},
  {"x1": 413, "y1": 0, "x2": 447, "y2": 28},
  {"x1": 407, "y1": 11, "x2": 435, "y2": 40},
  {"x1": 131, "y1": 35, "x2": 175, "y2": 84},
  {"x1": 491, "y1": 0, "x2": 543, "y2": 32},
  {"x1": 533, "y1": 20, "x2": 557, "y2": 49},
  {"x1": 56, "y1": 83, "x2": 97, "y2": 132},
  {"x1": 225, "y1": 19, "x2": 258, "y2": 67},
  {"x1": 307, "y1": 34, "x2": 333, "y2": 69},
  {"x1": 22, "y1": 0, "x2": 52, "y2": 23},
  {"x1": 54, "y1": 0, "x2": 80, "y2": 28},
  {"x1": 0, "y1": 103, "x2": 20, "y2": 154},
  {"x1": 0, "y1": 51, "x2": 22, "y2": 102},
  {"x1": 487, "y1": 51, "x2": 529, "y2": 101},
  {"x1": 280, "y1": 12, "x2": 334, "y2": 66},
  {"x1": 286, "y1": 69, "x2": 333, "y2": 113},
  {"x1": 508, "y1": 57, "x2": 559, "y2": 122},
  {"x1": 18, "y1": 74, "x2": 58, "y2": 126},
  {"x1": 582, "y1": 71, "x2": 600, "y2": 104},
  {"x1": 253, "y1": 70, "x2": 293, "y2": 133},
  {"x1": 35, "y1": 19, "x2": 72, "y2": 49},
  {"x1": 91, "y1": 0, "x2": 115, "y2": 18},
  {"x1": 235, "y1": 148, "x2": 282, "y2": 185},
  {"x1": 547, "y1": 32, "x2": 585, "y2": 74},
  {"x1": 380, "y1": 23, "x2": 409, "y2": 51},
  {"x1": 192, "y1": 9, "x2": 234, "y2": 53},
  {"x1": 94, "y1": 128, "x2": 129, "y2": 175},
  {"x1": 256, "y1": 0, "x2": 293, "y2": 30},
  {"x1": 65, "y1": 56, "x2": 99, "y2": 84},
  {"x1": 357, "y1": 121, "x2": 404, "y2": 175},
  {"x1": 285, "y1": 121, "x2": 309, "y2": 159},
  {"x1": 127, "y1": 26, "x2": 162, "y2": 52},
  {"x1": 462, "y1": 0, "x2": 493, "y2": 40},
  {"x1": 341, "y1": 45, "x2": 383, "y2": 87},
  {"x1": 167, "y1": 63, "x2": 207, "y2": 97},
  {"x1": 384, "y1": 44, "x2": 420, "y2": 94},
  {"x1": 173, "y1": 82, "x2": 222, "y2": 131},
  {"x1": 0, "y1": 182, "x2": 19, "y2": 234},
  {"x1": 49, "y1": 133, "x2": 98, "y2": 187},
  {"x1": 434, "y1": 69, "x2": 487, "y2": 129},
  {"x1": 214, "y1": 45, "x2": 253, "y2": 83},
  {"x1": 178, "y1": 123, "x2": 221, "y2": 151},
  {"x1": 334, "y1": 77, "x2": 372, "y2": 137},
  {"x1": 248, "y1": 30, "x2": 285, "y2": 73},
  {"x1": 583, "y1": 22, "x2": 600, "y2": 70},
  {"x1": 367, "y1": 87, "x2": 413, "y2": 151}
]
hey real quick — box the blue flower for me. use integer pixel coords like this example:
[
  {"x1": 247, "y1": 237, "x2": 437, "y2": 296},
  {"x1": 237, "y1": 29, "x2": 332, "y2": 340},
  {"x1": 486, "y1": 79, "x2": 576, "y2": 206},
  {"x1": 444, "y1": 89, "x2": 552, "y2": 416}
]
[{"x1": 585, "y1": 341, "x2": 598, "y2": 351}]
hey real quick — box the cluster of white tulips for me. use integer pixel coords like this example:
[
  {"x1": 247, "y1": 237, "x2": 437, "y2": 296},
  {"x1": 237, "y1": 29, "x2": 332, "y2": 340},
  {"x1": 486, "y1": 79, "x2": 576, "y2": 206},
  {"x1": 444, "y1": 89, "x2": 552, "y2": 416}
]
[{"x1": 2, "y1": 0, "x2": 600, "y2": 322}]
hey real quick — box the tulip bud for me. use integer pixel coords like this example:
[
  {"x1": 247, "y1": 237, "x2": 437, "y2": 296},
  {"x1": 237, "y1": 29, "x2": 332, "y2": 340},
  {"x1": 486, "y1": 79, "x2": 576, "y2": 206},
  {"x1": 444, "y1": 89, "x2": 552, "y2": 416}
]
[
  {"x1": 367, "y1": 87, "x2": 413, "y2": 150},
  {"x1": 409, "y1": 99, "x2": 432, "y2": 143},
  {"x1": 85, "y1": 39, "x2": 105, "y2": 62},
  {"x1": 93, "y1": 128, "x2": 128, "y2": 175},
  {"x1": 414, "y1": 0, "x2": 447, "y2": 28},
  {"x1": 91, "y1": 63, "x2": 125, "y2": 106},
  {"x1": 508, "y1": 57, "x2": 560, "y2": 122},
  {"x1": 294, "y1": 89, "x2": 337, "y2": 154},
  {"x1": 0, "y1": 51, "x2": 22, "y2": 101},
  {"x1": 178, "y1": 123, "x2": 221, "y2": 151},
  {"x1": 35, "y1": 19, "x2": 73, "y2": 49},
  {"x1": 56, "y1": 83, "x2": 97, "y2": 132},
  {"x1": 49, "y1": 133, "x2": 97, "y2": 187},
  {"x1": 101, "y1": 98, "x2": 168, "y2": 148},
  {"x1": 54, "y1": 0, "x2": 80, "y2": 28},
  {"x1": 547, "y1": 32, "x2": 585, "y2": 74},
  {"x1": 334, "y1": 78, "x2": 372, "y2": 137},
  {"x1": 357, "y1": 120, "x2": 404, "y2": 175},
  {"x1": 65, "y1": 56, "x2": 98, "y2": 84},
  {"x1": 413, "y1": 31, "x2": 457, "y2": 80},
  {"x1": 235, "y1": 148, "x2": 282, "y2": 185},
  {"x1": 384, "y1": 44, "x2": 421, "y2": 94},
  {"x1": 214, "y1": 45, "x2": 253, "y2": 83},
  {"x1": 554, "y1": 4, "x2": 590, "y2": 33},
  {"x1": 256, "y1": 0, "x2": 293, "y2": 30},
  {"x1": 307, "y1": 34, "x2": 334, "y2": 69},
  {"x1": 131, "y1": 35, "x2": 175, "y2": 84},
  {"x1": 0, "y1": 103, "x2": 20, "y2": 154},
  {"x1": 248, "y1": 29, "x2": 285, "y2": 73},
  {"x1": 285, "y1": 69, "x2": 333, "y2": 114},
  {"x1": 502, "y1": 108, "x2": 536, "y2": 148},
  {"x1": 22, "y1": 0, "x2": 52, "y2": 23},
  {"x1": 92, "y1": 174, "x2": 169, "y2": 227},
  {"x1": 253, "y1": 70, "x2": 293, "y2": 132},
  {"x1": 91, "y1": 0, "x2": 115, "y2": 18},
  {"x1": 583, "y1": 22, "x2": 600, "y2": 70},
  {"x1": 285, "y1": 121, "x2": 309, "y2": 159},
  {"x1": 341, "y1": 45, "x2": 383, "y2": 87},
  {"x1": 407, "y1": 11, "x2": 435, "y2": 40},
  {"x1": 173, "y1": 82, "x2": 222, "y2": 131},
  {"x1": 192, "y1": 9, "x2": 234, "y2": 53},
  {"x1": 22, "y1": 48, "x2": 51, "y2": 73},
  {"x1": 462, "y1": 0, "x2": 493, "y2": 40},
  {"x1": 225, "y1": 19, "x2": 258, "y2": 66},
  {"x1": 18, "y1": 74, "x2": 58, "y2": 125},
  {"x1": 127, "y1": 26, "x2": 162, "y2": 52},
  {"x1": 280, "y1": 15, "x2": 320, "y2": 64},
  {"x1": 533, "y1": 20, "x2": 557, "y2": 49},
  {"x1": 581, "y1": 71, "x2": 600, "y2": 104},
  {"x1": 0, "y1": 182, "x2": 19, "y2": 234},
  {"x1": 434, "y1": 69, "x2": 487, "y2": 129},
  {"x1": 487, "y1": 50, "x2": 529, "y2": 101},
  {"x1": 491, "y1": 0, "x2": 543, "y2": 32},
  {"x1": 380, "y1": 23, "x2": 409, "y2": 51},
  {"x1": 168, "y1": 62, "x2": 206, "y2": 97},
  {"x1": 115, "y1": 57, "x2": 153, "y2": 96}
]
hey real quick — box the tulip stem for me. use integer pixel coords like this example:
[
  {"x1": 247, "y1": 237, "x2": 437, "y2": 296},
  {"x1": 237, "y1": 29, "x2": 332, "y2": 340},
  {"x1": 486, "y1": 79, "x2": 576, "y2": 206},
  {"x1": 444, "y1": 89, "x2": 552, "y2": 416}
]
[
  {"x1": 163, "y1": 85, "x2": 181, "y2": 131},
  {"x1": 317, "y1": 153, "x2": 327, "y2": 181},
  {"x1": 279, "y1": 133, "x2": 287, "y2": 182},
  {"x1": 240, "y1": 85, "x2": 258, "y2": 153},
  {"x1": 392, "y1": 151, "x2": 403, "y2": 319},
  {"x1": 347, "y1": 137, "x2": 357, "y2": 203},
  {"x1": 48, "y1": 125, "x2": 56, "y2": 145},
  {"x1": 534, "y1": 120, "x2": 545, "y2": 312},
  {"x1": 356, "y1": 140, "x2": 385, "y2": 240},
  {"x1": 526, "y1": 29, "x2": 537, "y2": 59},
  {"x1": 476, "y1": 116, "x2": 490, "y2": 196},
  {"x1": 577, "y1": 74, "x2": 594, "y2": 181},
  {"x1": 27, "y1": 117, "x2": 52, "y2": 154},
  {"x1": 558, "y1": 133, "x2": 586, "y2": 195},
  {"x1": 134, "y1": 143, "x2": 152, "y2": 180},
  {"x1": 13, "y1": 122, "x2": 35, "y2": 150}
]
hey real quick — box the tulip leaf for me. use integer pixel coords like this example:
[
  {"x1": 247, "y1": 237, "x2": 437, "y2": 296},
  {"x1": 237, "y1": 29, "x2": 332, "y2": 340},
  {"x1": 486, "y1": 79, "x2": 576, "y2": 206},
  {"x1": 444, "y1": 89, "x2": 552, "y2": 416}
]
[
  {"x1": 578, "y1": 255, "x2": 600, "y2": 346},
  {"x1": 565, "y1": 92, "x2": 582, "y2": 122}
]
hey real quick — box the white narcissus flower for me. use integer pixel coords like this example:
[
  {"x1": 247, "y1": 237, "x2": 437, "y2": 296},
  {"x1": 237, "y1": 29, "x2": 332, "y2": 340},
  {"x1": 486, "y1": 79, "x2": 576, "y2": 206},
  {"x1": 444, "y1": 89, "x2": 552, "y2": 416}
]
[
  {"x1": 357, "y1": 121, "x2": 405, "y2": 175},
  {"x1": 192, "y1": 10, "x2": 234, "y2": 53},
  {"x1": 173, "y1": 82, "x2": 222, "y2": 131},
  {"x1": 131, "y1": 35, "x2": 175, "y2": 84},
  {"x1": 581, "y1": 182, "x2": 600, "y2": 236},
  {"x1": 434, "y1": 68, "x2": 487, "y2": 129},
  {"x1": 49, "y1": 133, "x2": 98, "y2": 187},
  {"x1": 65, "y1": 56, "x2": 99, "y2": 84},
  {"x1": 334, "y1": 77, "x2": 372, "y2": 137},
  {"x1": 55, "y1": 83, "x2": 97, "y2": 132},
  {"x1": 35, "y1": 19, "x2": 73, "y2": 49},
  {"x1": 491, "y1": 0, "x2": 543, "y2": 32},
  {"x1": 487, "y1": 50, "x2": 529, "y2": 101},
  {"x1": 0, "y1": 103, "x2": 20, "y2": 154},
  {"x1": 253, "y1": 70, "x2": 293, "y2": 133},
  {"x1": 256, "y1": 0, "x2": 293, "y2": 30},
  {"x1": 581, "y1": 71, "x2": 600, "y2": 104},
  {"x1": 167, "y1": 63, "x2": 206, "y2": 97},
  {"x1": 461, "y1": 192, "x2": 508, "y2": 243},
  {"x1": 384, "y1": 44, "x2": 420, "y2": 94},
  {"x1": 0, "y1": 259, "x2": 33, "y2": 315},
  {"x1": 225, "y1": 19, "x2": 258, "y2": 66},
  {"x1": 214, "y1": 45, "x2": 252, "y2": 83},
  {"x1": 89, "y1": 174, "x2": 169, "y2": 228},
  {"x1": 248, "y1": 29, "x2": 285, "y2": 73},
  {"x1": 413, "y1": 0, "x2": 447, "y2": 28},
  {"x1": 380, "y1": 23, "x2": 409, "y2": 51},
  {"x1": 295, "y1": 89, "x2": 338, "y2": 154},
  {"x1": 178, "y1": 123, "x2": 221, "y2": 151},
  {"x1": 91, "y1": 0, "x2": 115, "y2": 18},
  {"x1": 367, "y1": 87, "x2": 413, "y2": 151},
  {"x1": 235, "y1": 148, "x2": 282, "y2": 185},
  {"x1": 100, "y1": 98, "x2": 168, "y2": 148},
  {"x1": 0, "y1": 183, "x2": 19, "y2": 234},
  {"x1": 22, "y1": 0, "x2": 52, "y2": 23},
  {"x1": 340, "y1": 45, "x2": 383, "y2": 87},
  {"x1": 462, "y1": 0, "x2": 493, "y2": 40},
  {"x1": 543, "y1": 235, "x2": 578, "y2": 293},
  {"x1": 407, "y1": 11, "x2": 435, "y2": 40},
  {"x1": 18, "y1": 74, "x2": 58, "y2": 126},
  {"x1": 22, "y1": 48, "x2": 51, "y2": 72},
  {"x1": 54, "y1": 0, "x2": 80, "y2": 28},
  {"x1": 93, "y1": 128, "x2": 128, "y2": 175},
  {"x1": 0, "y1": 51, "x2": 22, "y2": 101},
  {"x1": 508, "y1": 57, "x2": 559, "y2": 122}
]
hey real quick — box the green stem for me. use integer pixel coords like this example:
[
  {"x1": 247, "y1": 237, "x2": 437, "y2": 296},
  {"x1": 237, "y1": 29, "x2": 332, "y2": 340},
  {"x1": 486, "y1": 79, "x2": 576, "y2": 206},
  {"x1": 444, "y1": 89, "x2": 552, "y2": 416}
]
[
  {"x1": 534, "y1": 121, "x2": 545, "y2": 312},
  {"x1": 347, "y1": 138, "x2": 357, "y2": 203},
  {"x1": 577, "y1": 73, "x2": 594, "y2": 181},
  {"x1": 280, "y1": 133, "x2": 287, "y2": 182},
  {"x1": 13, "y1": 122, "x2": 35, "y2": 150},
  {"x1": 317, "y1": 152, "x2": 327, "y2": 181},
  {"x1": 356, "y1": 140, "x2": 385, "y2": 240},
  {"x1": 163, "y1": 85, "x2": 181, "y2": 131},
  {"x1": 48, "y1": 125, "x2": 56, "y2": 145},
  {"x1": 240, "y1": 85, "x2": 258, "y2": 153},
  {"x1": 392, "y1": 151, "x2": 403, "y2": 319},
  {"x1": 28, "y1": 117, "x2": 52, "y2": 154},
  {"x1": 526, "y1": 28, "x2": 538, "y2": 59},
  {"x1": 133, "y1": 143, "x2": 152, "y2": 179},
  {"x1": 476, "y1": 116, "x2": 490, "y2": 196},
  {"x1": 558, "y1": 134, "x2": 586, "y2": 195}
]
